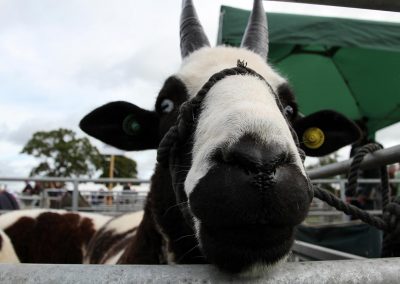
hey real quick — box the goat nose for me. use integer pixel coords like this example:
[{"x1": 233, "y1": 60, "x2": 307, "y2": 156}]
[
  {"x1": 191, "y1": 134, "x2": 311, "y2": 228},
  {"x1": 221, "y1": 135, "x2": 287, "y2": 173}
]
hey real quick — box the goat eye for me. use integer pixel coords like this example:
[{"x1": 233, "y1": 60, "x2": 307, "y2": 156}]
[
  {"x1": 284, "y1": 105, "x2": 294, "y2": 118},
  {"x1": 160, "y1": 99, "x2": 174, "y2": 113}
]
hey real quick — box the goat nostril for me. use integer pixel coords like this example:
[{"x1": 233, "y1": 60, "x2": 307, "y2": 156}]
[{"x1": 221, "y1": 148, "x2": 233, "y2": 163}]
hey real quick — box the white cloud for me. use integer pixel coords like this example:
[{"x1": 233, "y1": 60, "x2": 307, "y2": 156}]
[{"x1": 0, "y1": 141, "x2": 37, "y2": 187}]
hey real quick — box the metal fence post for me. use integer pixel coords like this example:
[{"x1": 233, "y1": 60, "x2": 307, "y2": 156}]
[
  {"x1": 72, "y1": 179, "x2": 79, "y2": 211},
  {"x1": 39, "y1": 189, "x2": 45, "y2": 208},
  {"x1": 339, "y1": 180, "x2": 346, "y2": 202},
  {"x1": 339, "y1": 179, "x2": 348, "y2": 222}
]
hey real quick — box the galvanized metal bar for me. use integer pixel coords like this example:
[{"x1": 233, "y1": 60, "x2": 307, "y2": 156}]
[
  {"x1": 312, "y1": 179, "x2": 400, "y2": 183},
  {"x1": 307, "y1": 145, "x2": 400, "y2": 179},
  {"x1": 292, "y1": 240, "x2": 366, "y2": 261},
  {"x1": 339, "y1": 179, "x2": 346, "y2": 201},
  {"x1": 71, "y1": 180, "x2": 79, "y2": 212},
  {"x1": 0, "y1": 177, "x2": 150, "y2": 183},
  {"x1": 0, "y1": 259, "x2": 399, "y2": 284},
  {"x1": 1, "y1": 177, "x2": 399, "y2": 185},
  {"x1": 337, "y1": 179, "x2": 347, "y2": 221},
  {"x1": 307, "y1": 210, "x2": 382, "y2": 216},
  {"x1": 2, "y1": 177, "x2": 399, "y2": 185}
]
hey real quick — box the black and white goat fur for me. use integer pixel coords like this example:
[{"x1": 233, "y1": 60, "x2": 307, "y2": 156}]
[{"x1": 80, "y1": 0, "x2": 360, "y2": 275}]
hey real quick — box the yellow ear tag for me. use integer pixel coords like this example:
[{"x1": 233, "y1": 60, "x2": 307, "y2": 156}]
[{"x1": 303, "y1": 127, "x2": 325, "y2": 149}]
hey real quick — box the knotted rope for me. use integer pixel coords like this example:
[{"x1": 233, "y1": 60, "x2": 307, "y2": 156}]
[
  {"x1": 312, "y1": 144, "x2": 390, "y2": 230},
  {"x1": 312, "y1": 143, "x2": 400, "y2": 256},
  {"x1": 157, "y1": 60, "x2": 275, "y2": 168}
]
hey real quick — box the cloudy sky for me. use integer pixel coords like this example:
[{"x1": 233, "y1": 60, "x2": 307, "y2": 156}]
[{"x1": 1, "y1": 0, "x2": 399, "y2": 191}]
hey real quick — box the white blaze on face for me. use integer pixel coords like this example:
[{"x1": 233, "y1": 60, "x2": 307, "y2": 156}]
[{"x1": 176, "y1": 46, "x2": 305, "y2": 196}]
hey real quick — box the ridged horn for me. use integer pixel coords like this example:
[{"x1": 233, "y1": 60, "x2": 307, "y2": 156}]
[
  {"x1": 180, "y1": 0, "x2": 210, "y2": 58},
  {"x1": 241, "y1": 0, "x2": 269, "y2": 59}
]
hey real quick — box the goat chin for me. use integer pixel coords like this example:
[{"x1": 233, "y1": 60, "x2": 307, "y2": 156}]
[{"x1": 237, "y1": 254, "x2": 288, "y2": 278}]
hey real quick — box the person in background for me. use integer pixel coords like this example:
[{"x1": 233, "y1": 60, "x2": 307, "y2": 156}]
[
  {"x1": 389, "y1": 163, "x2": 400, "y2": 198},
  {"x1": 0, "y1": 186, "x2": 19, "y2": 210},
  {"x1": 97, "y1": 188, "x2": 105, "y2": 204},
  {"x1": 32, "y1": 182, "x2": 43, "y2": 195},
  {"x1": 22, "y1": 181, "x2": 33, "y2": 195},
  {"x1": 123, "y1": 182, "x2": 131, "y2": 191}
]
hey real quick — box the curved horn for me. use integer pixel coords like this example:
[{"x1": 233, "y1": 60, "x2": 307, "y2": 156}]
[
  {"x1": 180, "y1": 0, "x2": 210, "y2": 58},
  {"x1": 241, "y1": 0, "x2": 268, "y2": 59}
]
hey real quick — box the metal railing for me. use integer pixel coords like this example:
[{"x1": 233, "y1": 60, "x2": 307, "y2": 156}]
[
  {"x1": 305, "y1": 178, "x2": 400, "y2": 223},
  {"x1": 1, "y1": 177, "x2": 399, "y2": 216},
  {"x1": 291, "y1": 240, "x2": 366, "y2": 261},
  {"x1": 0, "y1": 258, "x2": 399, "y2": 284},
  {"x1": 42, "y1": 189, "x2": 147, "y2": 214},
  {"x1": 0, "y1": 145, "x2": 399, "y2": 281},
  {"x1": 306, "y1": 144, "x2": 400, "y2": 223},
  {"x1": 308, "y1": 145, "x2": 400, "y2": 179},
  {"x1": 1, "y1": 144, "x2": 399, "y2": 212},
  {"x1": 0, "y1": 177, "x2": 149, "y2": 213}
]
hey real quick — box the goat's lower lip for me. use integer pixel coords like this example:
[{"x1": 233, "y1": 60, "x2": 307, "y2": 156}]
[{"x1": 198, "y1": 223, "x2": 294, "y2": 273}]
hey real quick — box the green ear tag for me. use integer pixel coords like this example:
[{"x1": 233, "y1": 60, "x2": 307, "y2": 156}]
[
  {"x1": 130, "y1": 120, "x2": 140, "y2": 132},
  {"x1": 123, "y1": 115, "x2": 141, "y2": 135}
]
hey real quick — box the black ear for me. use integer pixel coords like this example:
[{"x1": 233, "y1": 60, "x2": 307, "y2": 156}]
[
  {"x1": 293, "y1": 110, "x2": 362, "y2": 157},
  {"x1": 80, "y1": 101, "x2": 160, "y2": 151}
]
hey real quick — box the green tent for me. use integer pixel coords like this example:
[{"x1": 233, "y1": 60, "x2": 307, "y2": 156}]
[{"x1": 218, "y1": 6, "x2": 400, "y2": 135}]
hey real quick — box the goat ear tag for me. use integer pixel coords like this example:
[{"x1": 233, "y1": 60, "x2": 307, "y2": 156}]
[
  {"x1": 122, "y1": 115, "x2": 141, "y2": 135},
  {"x1": 80, "y1": 101, "x2": 160, "y2": 151},
  {"x1": 302, "y1": 127, "x2": 325, "y2": 149},
  {"x1": 294, "y1": 110, "x2": 362, "y2": 157}
]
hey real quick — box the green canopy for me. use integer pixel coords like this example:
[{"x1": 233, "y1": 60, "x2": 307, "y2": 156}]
[{"x1": 218, "y1": 6, "x2": 400, "y2": 134}]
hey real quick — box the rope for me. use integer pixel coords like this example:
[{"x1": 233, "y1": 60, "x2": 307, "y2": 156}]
[
  {"x1": 157, "y1": 60, "x2": 275, "y2": 167},
  {"x1": 313, "y1": 185, "x2": 388, "y2": 230},
  {"x1": 313, "y1": 143, "x2": 400, "y2": 257},
  {"x1": 381, "y1": 198, "x2": 400, "y2": 257},
  {"x1": 345, "y1": 143, "x2": 389, "y2": 208},
  {"x1": 313, "y1": 143, "x2": 393, "y2": 232}
]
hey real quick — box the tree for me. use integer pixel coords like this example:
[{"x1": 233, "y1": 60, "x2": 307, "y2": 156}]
[
  {"x1": 21, "y1": 128, "x2": 104, "y2": 178},
  {"x1": 100, "y1": 155, "x2": 137, "y2": 179}
]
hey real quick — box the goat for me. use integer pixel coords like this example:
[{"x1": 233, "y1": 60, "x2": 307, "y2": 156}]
[
  {"x1": 80, "y1": 0, "x2": 360, "y2": 274},
  {"x1": 84, "y1": 211, "x2": 144, "y2": 264},
  {"x1": 0, "y1": 229, "x2": 19, "y2": 263},
  {"x1": 0, "y1": 209, "x2": 111, "y2": 263}
]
